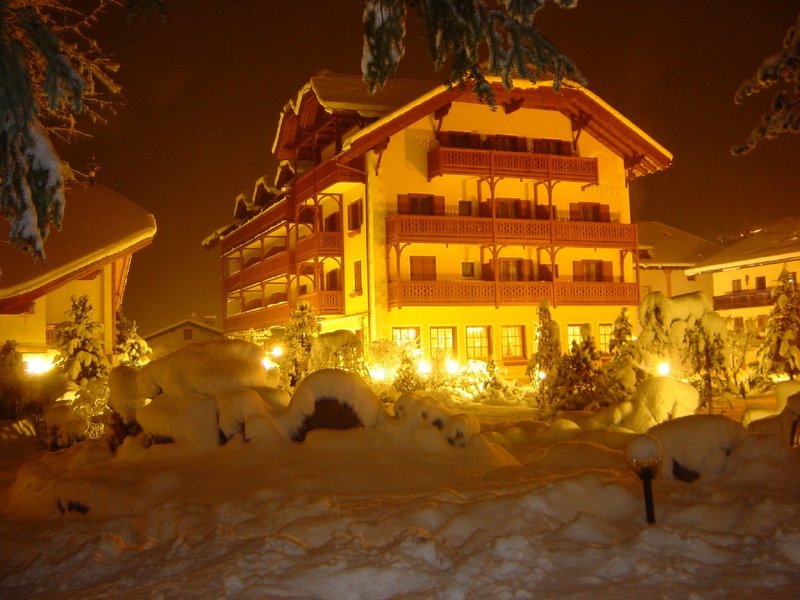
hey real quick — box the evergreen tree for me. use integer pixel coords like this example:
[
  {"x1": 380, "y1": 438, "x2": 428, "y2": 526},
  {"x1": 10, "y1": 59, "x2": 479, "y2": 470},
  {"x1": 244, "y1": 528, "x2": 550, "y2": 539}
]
[
  {"x1": 276, "y1": 302, "x2": 321, "y2": 389},
  {"x1": 53, "y1": 294, "x2": 110, "y2": 387},
  {"x1": 393, "y1": 345, "x2": 425, "y2": 394},
  {"x1": 684, "y1": 316, "x2": 728, "y2": 412},
  {"x1": 542, "y1": 324, "x2": 603, "y2": 411},
  {"x1": 526, "y1": 298, "x2": 561, "y2": 384},
  {"x1": 608, "y1": 307, "x2": 633, "y2": 358},
  {"x1": 1, "y1": 1, "x2": 122, "y2": 260},
  {"x1": 362, "y1": 0, "x2": 584, "y2": 107},
  {"x1": 733, "y1": 12, "x2": 800, "y2": 155},
  {"x1": 114, "y1": 311, "x2": 151, "y2": 367},
  {"x1": 757, "y1": 267, "x2": 800, "y2": 381}
]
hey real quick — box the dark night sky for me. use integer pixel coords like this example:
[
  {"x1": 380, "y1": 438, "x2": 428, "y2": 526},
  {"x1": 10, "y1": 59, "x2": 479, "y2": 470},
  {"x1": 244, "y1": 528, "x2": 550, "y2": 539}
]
[{"x1": 58, "y1": 0, "x2": 800, "y2": 335}]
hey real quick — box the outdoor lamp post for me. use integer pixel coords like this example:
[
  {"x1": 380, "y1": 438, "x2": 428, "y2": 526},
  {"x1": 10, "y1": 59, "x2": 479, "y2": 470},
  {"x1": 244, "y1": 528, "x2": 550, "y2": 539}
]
[{"x1": 627, "y1": 434, "x2": 663, "y2": 525}]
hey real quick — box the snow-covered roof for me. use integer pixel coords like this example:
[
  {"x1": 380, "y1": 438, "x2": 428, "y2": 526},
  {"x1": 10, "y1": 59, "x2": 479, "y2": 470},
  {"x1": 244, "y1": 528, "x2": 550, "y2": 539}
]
[
  {"x1": 143, "y1": 317, "x2": 222, "y2": 341},
  {"x1": 685, "y1": 217, "x2": 800, "y2": 275},
  {"x1": 0, "y1": 183, "x2": 156, "y2": 312},
  {"x1": 636, "y1": 221, "x2": 721, "y2": 269}
]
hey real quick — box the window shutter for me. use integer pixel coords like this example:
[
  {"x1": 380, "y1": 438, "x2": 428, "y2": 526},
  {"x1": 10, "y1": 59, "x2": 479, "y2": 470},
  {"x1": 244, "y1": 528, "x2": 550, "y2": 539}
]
[
  {"x1": 538, "y1": 263, "x2": 552, "y2": 281},
  {"x1": 479, "y1": 202, "x2": 492, "y2": 217},
  {"x1": 397, "y1": 194, "x2": 409, "y2": 214},
  {"x1": 569, "y1": 203, "x2": 580, "y2": 221},
  {"x1": 518, "y1": 200, "x2": 531, "y2": 219},
  {"x1": 522, "y1": 259, "x2": 534, "y2": 281},
  {"x1": 433, "y1": 196, "x2": 445, "y2": 215},
  {"x1": 482, "y1": 261, "x2": 494, "y2": 281},
  {"x1": 573, "y1": 261, "x2": 585, "y2": 282},
  {"x1": 599, "y1": 204, "x2": 611, "y2": 222},
  {"x1": 470, "y1": 132, "x2": 482, "y2": 149},
  {"x1": 602, "y1": 261, "x2": 613, "y2": 282},
  {"x1": 516, "y1": 137, "x2": 528, "y2": 152}
]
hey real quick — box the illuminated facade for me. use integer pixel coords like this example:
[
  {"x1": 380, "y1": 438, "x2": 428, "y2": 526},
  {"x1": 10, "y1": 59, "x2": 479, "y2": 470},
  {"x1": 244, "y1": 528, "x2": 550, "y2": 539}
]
[{"x1": 207, "y1": 72, "x2": 672, "y2": 378}]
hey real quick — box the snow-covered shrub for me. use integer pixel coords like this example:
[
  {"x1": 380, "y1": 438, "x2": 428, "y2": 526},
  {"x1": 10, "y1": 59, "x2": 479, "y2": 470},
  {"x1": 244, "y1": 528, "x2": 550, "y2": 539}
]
[
  {"x1": 526, "y1": 298, "x2": 561, "y2": 385},
  {"x1": 747, "y1": 392, "x2": 800, "y2": 445},
  {"x1": 137, "y1": 338, "x2": 267, "y2": 398},
  {"x1": 285, "y1": 368, "x2": 388, "y2": 441},
  {"x1": 394, "y1": 391, "x2": 480, "y2": 446},
  {"x1": 756, "y1": 267, "x2": 800, "y2": 383},
  {"x1": 308, "y1": 329, "x2": 363, "y2": 372},
  {"x1": 52, "y1": 295, "x2": 110, "y2": 387},
  {"x1": 108, "y1": 365, "x2": 146, "y2": 425},
  {"x1": 136, "y1": 392, "x2": 219, "y2": 450},
  {"x1": 540, "y1": 327, "x2": 605, "y2": 411},
  {"x1": 114, "y1": 311, "x2": 151, "y2": 367},
  {"x1": 216, "y1": 387, "x2": 271, "y2": 441},
  {"x1": 648, "y1": 415, "x2": 747, "y2": 481},
  {"x1": 274, "y1": 302, "x2": 321, "y2": 389},
  {"x1": 43, "y1": 402, "x2": 88, "y2": 450},
  {"x1": 392, "y1": 347, "x2": 425, "y2": 394}
]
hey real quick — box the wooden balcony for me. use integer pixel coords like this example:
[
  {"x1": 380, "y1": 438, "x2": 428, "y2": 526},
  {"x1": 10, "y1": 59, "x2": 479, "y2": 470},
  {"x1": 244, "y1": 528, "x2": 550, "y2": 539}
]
[
  {"x1": 223, "y1": 302, "x2": 291, "y2": 335},
  {"x1": 428, "y1": 146, "x2": 599, "y2": 185},
  {"x1": 223, "y1": 251, "x2": 293, "y2": 294},
  {"x1": 387, "y1": 279, "x2": 638, "y2": 308},
  {"x1": 290, "y1": 156, "x2": 366, "y2": 202},
  {"x1": 295, "y1": 231, "x2": 343, "y2": 262},
  {"x1": 298, "y1": 290, "x2": 344, "y2": 315},
  {"x1": 222, "y1": 200, "x2": 295, "y2": 251},
  {"x1": 713, "y1": 289, "x2": 773, "y2": 311},
  {"x1": 385, "y1": 214, "x2": 635, "y2": 247}
]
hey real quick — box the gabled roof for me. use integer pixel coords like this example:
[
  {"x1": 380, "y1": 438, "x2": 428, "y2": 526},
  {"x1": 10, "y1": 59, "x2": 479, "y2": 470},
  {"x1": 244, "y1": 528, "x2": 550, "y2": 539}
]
[
  {"x1": 271, "y1": 70, "x2": 436, "y2": 162},
  {"x1": 637, "y1": 221, "x2": 721, "y2": 268},
  {"x1": 0, "y1": 183, "x2": 156, "y2": 313},
  {"x1": 686, "y1": 217, "x2": 800, "y2": 275},
  {"x1": 144, "y1": 317, "x2": 222, "y2": 341}
]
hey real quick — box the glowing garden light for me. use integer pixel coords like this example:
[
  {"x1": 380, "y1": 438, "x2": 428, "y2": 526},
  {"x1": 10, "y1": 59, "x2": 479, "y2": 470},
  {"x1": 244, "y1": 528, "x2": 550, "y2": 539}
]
[
  {"x1": 23, "y1": 355, "x2": 54, "y2": 375},
  {"x1": 656, "y1": 361, "x2": 671, "y2": 377},
  {"x1": 445, "y1": 358, "x2": 460, "y2": 375},
  {"x1": 416, "y1": 359, "x2": 432, "y2": 376}
]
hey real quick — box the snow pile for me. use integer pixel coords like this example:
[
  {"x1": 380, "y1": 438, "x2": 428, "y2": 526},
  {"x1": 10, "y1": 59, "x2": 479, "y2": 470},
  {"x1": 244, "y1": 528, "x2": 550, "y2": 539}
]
[
  {"x1": 43, "y1": 402, "x2": 88, "y2": 450},
  {"x1": 394, "y1": 391, "x2": 480, "y2": 446}
]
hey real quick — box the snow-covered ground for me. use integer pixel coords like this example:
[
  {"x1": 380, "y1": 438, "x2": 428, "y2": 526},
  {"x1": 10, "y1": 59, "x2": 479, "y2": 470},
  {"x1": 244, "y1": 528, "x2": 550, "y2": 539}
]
[
  {"x1": 1, "y1": 341, "x2": 799, "y2": 599},
  {"x1": 1, "y1": 405, "x2": 799, "y2": 598}
]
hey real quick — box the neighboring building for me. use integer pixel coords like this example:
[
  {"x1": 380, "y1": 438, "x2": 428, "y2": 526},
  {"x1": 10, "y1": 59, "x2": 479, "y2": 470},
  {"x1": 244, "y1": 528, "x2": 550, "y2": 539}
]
[
  {"x1": 205, "y1": 71, "x2": 672, "y2": 377},
  {"x1": 144, "y1": 316, "x2": 223, "y2": 359},
  {"x1": 0, "y1": 183, "x2": 157, "y2": 368},
  {"x1": 637, "y1": 221, "x2": 719, "y2": 300},
  {"x1": 685, "y1": 217, "x2": 800, "y2": 333}
]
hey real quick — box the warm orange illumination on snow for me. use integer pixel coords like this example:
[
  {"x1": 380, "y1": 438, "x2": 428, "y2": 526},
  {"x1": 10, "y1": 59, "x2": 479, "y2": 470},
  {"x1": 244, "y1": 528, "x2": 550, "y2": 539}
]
[{"x1": 23, "y1": 354, "x2": 54, "y2": 375}]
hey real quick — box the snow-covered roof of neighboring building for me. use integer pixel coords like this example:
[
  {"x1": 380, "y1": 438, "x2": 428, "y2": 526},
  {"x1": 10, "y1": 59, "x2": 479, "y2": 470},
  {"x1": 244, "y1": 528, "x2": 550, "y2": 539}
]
[
  {"x1": 637, "y1": 221, "x2": 721, "y2": 268},
  {"x1": 685, "y1": 217, "x2": 800, "y2": 275},
  {"x1": 0, "y1": 183, "x2": 156, "y2": 313},
  {"x1": 144, "y1": 318, "x2": 223, "y2": 341}
]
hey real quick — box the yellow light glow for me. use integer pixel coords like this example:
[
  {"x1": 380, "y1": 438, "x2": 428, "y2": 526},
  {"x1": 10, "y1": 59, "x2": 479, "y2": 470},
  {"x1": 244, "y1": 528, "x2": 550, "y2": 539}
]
[
  {"x1": 417, "y1": 359, "x2": 432, "y2": 375},
  {"x1": 445, "y1": 358, "x2": 460, "y2": 375},
  {"x1": 271, "y1": 345, "x2": 283, "y2": 358},
  {"x1": 369, "y1": 366, "x2": 387, "y2": 381},
  {"x1": 262, "y1": 357, "x2": 278, "y2": 370},
  {"x1": 656, "y1": 361, "x2": 671, "y2": 377},
  {"x1": 537, "y1": 370, "x2": 547, "y2": 381},
  {"x1": 24, "y1": 355, "x2": 54, "y2": 375}
]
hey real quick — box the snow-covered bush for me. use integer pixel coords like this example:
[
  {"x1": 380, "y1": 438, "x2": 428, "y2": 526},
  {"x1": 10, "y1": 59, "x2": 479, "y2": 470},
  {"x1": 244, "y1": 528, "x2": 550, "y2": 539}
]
[
  {"x1": 756, "y1": 267, "x2": 800, "y2": 383},
  {"x1": 43, "y1": 402, "x2": 88, "y2": 450},
  {"x1": 114, "y1": 312, "x2": 151, "y2": 367},
  {"x1": 394, "y1": 391, "x2": 480, "y2": 446},
  {"x1": 52, "y1": 295, "x2": 110, "y2": 387},
  {"x1": 526, "y1": 298, "x2": 561, "y2": 385},
  {"x1": 274, "y1": 302, "x2": 320, "y2": 389},
  {"x1": 540, "y1": 326, "x2": 605, "y2": 411},
  {"x1": 136, "y1": 392, "x2": 220, "y2": 450}
]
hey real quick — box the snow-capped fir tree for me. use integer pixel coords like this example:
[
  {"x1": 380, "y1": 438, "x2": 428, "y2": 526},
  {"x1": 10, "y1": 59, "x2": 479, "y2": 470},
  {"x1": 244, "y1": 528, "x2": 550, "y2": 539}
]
[
  {"x1": 361, "y1": 0, "x2": 584, "y2": 108},
  {"x1": 0, "y1": 1, "x2": 122, "y2": 260},
  {"x1": 733, "y1": 12, "x2": 800, "y2": 155},
  {"x1": 392, "y1": 344, "x2": 425, "y2": 394},
  {"x1": 53, "y1": 295, "x2": 110, "y2": 387},
  {"x1": 541, "y1": 324, "x2": 604, "y2": 411},
  {"x1": 276, "y1": 302, "x2": 321, "y2": 389},
  {"x1": 608, "y1": 307, "x2": 634, "y2": 358},
  {"x1": 757, "y1": 267, "x2": 800, "y2": 381},
  {"x1": 684, "y1": 316, "x2": 728, "y2": 413},
  {"x1": 526, "y1": 298, "x2": 561, "y2": 385},
  {"x1": 114, "y1": 311, "x2": 151, "y2": 367},
  {"x1": 726, "y1": 317, "x2": 760, "y2": 397}
]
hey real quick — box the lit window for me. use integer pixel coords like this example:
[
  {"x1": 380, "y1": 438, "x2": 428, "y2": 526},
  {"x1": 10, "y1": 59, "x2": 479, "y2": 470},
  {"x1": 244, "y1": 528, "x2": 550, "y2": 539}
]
[
  {"x1": 566, "y1": 324, "x2": 583, "y2": 349},
  {"x1": 598, "y1": 323, "x2": 613, "y2": 353},
  {"x1": 430, "y1": 326, "x2": 456, "y2": 359},
  {"x1": 501, "y1": 325, "x2": 525, "y2": 358},
  {"x1": 465, "y1": 326, "x2": 491, "y2": 359},
  {"x1": 392, "y1": 327, "x2": 420, "y2": 348}
]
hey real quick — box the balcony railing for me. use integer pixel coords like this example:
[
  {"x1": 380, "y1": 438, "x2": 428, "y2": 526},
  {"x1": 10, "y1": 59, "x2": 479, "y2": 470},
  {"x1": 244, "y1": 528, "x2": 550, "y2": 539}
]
[
  {"x1": 223, "y1": 251, "x2": 293, "y2": 294},
  {"x1": 295, "y1": 231, "x2": 343, "y2": 262},
  {"x1": 713, "y1": 288, "x2": 774, "y2": 311},
  {"x1": 298, "y1": 290, "x2": 344, "y2": 315},
  {"x1": 290, "y1": 156, "x2": 366, "y2": 202},
  {"x1": 222, "y1": 201, "x2": 295, "y2": 251},
  {"x1": 428, "y1": 146, "x2": 599, "y2": 185},
  {"x1": 223, "y1": 302, "x2": 292, "y2": 335},
  {"x1": 387, "y1": 279, "x2": 638, "y2": 308},
  {"x1": 385, "y1": 214, "x2": 635, "y2": 247}
]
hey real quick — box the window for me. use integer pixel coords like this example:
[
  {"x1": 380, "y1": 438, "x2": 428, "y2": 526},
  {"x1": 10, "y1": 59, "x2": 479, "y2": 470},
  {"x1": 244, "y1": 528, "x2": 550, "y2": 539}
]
[
  {"x1": 392, "y1": 327, "x2": 420, "y2": 347},
  {"x1": 465, "y1": 326, "x2": 491, "y2": 359},
  {"x1": 183, "y1": 328, "x2": 194, "y2": 341},
  {"x1": 430, "y1": 327, "x2": 456, "y2": 360},
  {"x1": 755, "y1": 276, "x2": 767, "y2": 291},
  {"x1": 496, "y1": 198, "x2": 531, "y2": 219},
  {"x1": 324, "y1": 211, "x2": 341, "y2": 232},
  {"x1": 598, "y1": 323, "x2": 613, "y2": 353},
  {"x1": 732, "y1": 279, "x2": 742, "y2": 293},
  {"x1": 458, "y1": 200, "x2": 473, "y2": 216},
  {"x1": 461, "y1": 262, "x2": 476, "y2": 278},
  {"x1": 569, "y1": 202, "x2": 610, "y2": 223},
  {"x1": 325, "y1": 268, "x2": 341, "y2": 291},
  {"x1": 348, "y1": 200, "x2": 363, "y2": 231},
  {"x1": 410, "y1": 256, "x2": 436, "y2": 281},
  {"x1": 567, "y1": 324, "x2": 584, "y2": 349},
  {"x1": 573, "y1": 260, "x2": 612, "y2": 282},
  {"x1": 353, "y1": 260, "x2": 362, "y2": 294},
  {"x1": 501, "y1": 326, "x2": 525, "y2": 359},
  {"x1": 687, "y1": 274, "x2": 697, "y2": 281}
]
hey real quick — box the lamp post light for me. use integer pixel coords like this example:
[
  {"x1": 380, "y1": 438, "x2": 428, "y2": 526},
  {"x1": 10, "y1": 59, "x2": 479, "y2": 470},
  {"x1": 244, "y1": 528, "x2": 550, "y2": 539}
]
[{"x1": 627, "y1": 434, "x2": 663, "y2": 525}]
